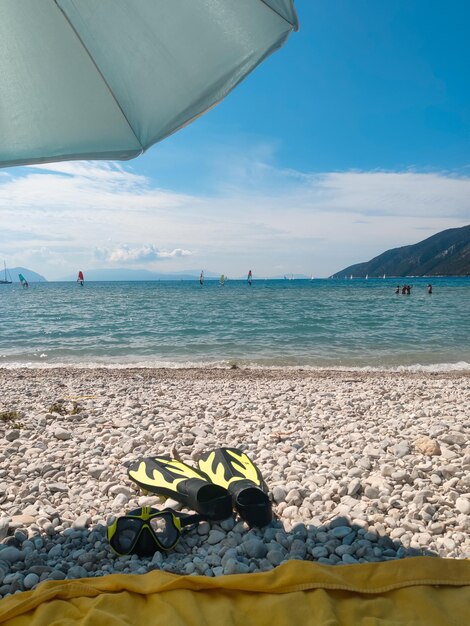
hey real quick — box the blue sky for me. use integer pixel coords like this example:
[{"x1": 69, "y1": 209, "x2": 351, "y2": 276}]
[{"x1": 1, "y1": 0, "x2": 469, "y2": 279}]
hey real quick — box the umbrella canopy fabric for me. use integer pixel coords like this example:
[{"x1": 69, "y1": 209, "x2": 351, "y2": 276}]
[{"x1": 0, "y1": 0, "x2": 298, "y2": 168}]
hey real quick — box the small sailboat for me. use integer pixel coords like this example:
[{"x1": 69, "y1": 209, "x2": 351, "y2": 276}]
[
  {"x1": 247, "y1": 270, "x2": 252, "y2": 286},
  {"x1": 0, "y1": 261, "x2": 12, "y2": 284},
  {"x1": 19, "y1": 273, "x2": 29, "y2": 289},
  {"x1": 219, "y1": 274, "x2": 225, "y2": 286},
  {"x1": 365, "y1": 274, "x2": 368, "y2": 280},
  {"x1": 383, "y1": 273, "x2": 386, "y2": 279},
  {"x1": 350, "y1": 274, "x2": 353, "y2": 280},
  {"x1": 77, "y1": 270, "x2": 84, "y2": 286},
  {"x1": 199, "y1": 270, "x2": 204, "y2": 286}
]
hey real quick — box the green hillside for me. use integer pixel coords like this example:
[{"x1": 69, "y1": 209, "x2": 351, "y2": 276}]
[{"x1": 332, "y1": 225, "x2": 470, "y2": 278}]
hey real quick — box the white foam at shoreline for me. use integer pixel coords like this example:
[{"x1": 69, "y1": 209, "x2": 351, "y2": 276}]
[{"x1": 0, "y1": 359, "x2": 469, "y2": 373}]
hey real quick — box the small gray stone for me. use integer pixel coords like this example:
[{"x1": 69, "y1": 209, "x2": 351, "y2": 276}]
[
  {"x1": 364, "y1": 486, "x2": 380, "y2": 499},
  {"x1": 197, "y1": 521, "x2": 210, "y2": 536},
  {"x1": 391, "y1": 441, "x2": 410, "y2": 458},
  {"x1": 23, "y1": 573, "x2": 40, "y2": 590},
  {"x1": 47, "y1": 544, "x2": 62, "y2": 558},
  {"x1": 272, "y1": 486, "x2": 287, "y2": 504},
  {"x1": 440, "y1": 432, "x2": 466, "y2": 446},
  {"x1": 348, "y1": 479, "x2": 361, "y2": 496},
  {"x1": 112, "y1": 493, "x2": 129, "y2": 508},
  {"x1": 89, "y1": 466, "x2": 106, "y2": 479},
  {"x1": 330, "y1": 517, "x2": 350, "y2": 529},
  {"x1": 5, "y1": 430, "x2": 20, "y2": 442},
  {"x1": 122, "y1": 439, "x2": 136, "y2": 454},
  {"x1": 54, "y1": 428, "x2": 71, "y2": 441},
  {"x1": 282, "y1": 505, "x2": 299, "y2": 519},
  {"x1": 48, "y1": 570, "x2": 67, "y2": 581},
  {"x1": 72, "y1": 514, "x2": 92, "y2": 530},
  {"x1": 335, "y1": 544, "x2": 355, "y2": 557},
  {"x1": 67, "y1": 566, "x2": 88, "y2": 579},
  {"x1": 311, "y1": 546, "x2": 329, "y2": 558},
  {"x1": 219, "y1": 517, "x2": 236, "y2": 532},
  {"x1": 286, "y1": 489, "x2": 303, "y2": 506},
  {"x1": 342, "y1": 554, "x2": 359, "y2": 564},
  {"x1": 456, "y1": 497, "x2": 470, "y2": 515},
  {"x1": 244, "y1": 539, "x2": 268, "y2": 558},
  {"x1": 223, "y1": 558, "x2": 244, "y2": 575},
  {"x1": 331, "y1": 526, "x2": 352, "y2": 539},
  {"x1": 108, "y1": 485, "x2": 134, "y2": 499},
  {"x1": 49, "y1": 482, "x2": 68, "y2": 494},
  {"x1": 0, "y1": 517, "x2": 10, "y2": 541},
  {"x1": 0, "y1": 547, "x2": 23, "y2": 563},
  {"x1": 14, "y1": 530, "x2": 27, "y2": 544},
  {"x1": 150, "y1": 551, "x2": 163, "y2": 566},
  {"x1": 267, "y1": 550, "x2": 284, "y2": 566},
  {"x1": 207, "y1": 530, "x2": 225, "y2": 545}
]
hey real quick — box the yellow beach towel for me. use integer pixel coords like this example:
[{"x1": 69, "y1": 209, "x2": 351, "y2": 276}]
[{"x1": 0, "y1": 557, "x2": 469, "y2": 625}]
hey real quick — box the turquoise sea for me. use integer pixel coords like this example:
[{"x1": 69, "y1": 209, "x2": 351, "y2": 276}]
[{"x1": 0, "y1": 278, "x2": 469, "y2": 370}]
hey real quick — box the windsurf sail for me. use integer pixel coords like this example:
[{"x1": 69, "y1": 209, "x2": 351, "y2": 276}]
[
  {"x1": 247, "y1": 270, "x2": 252, "y2": 285},
  {"x1": 77, "y1": 270, "x2": 84, "y2": 285},
  {"x1": 220, "y1": 274, "x2": 225, "y2": 286},
  {"x1": 19, "y1": 273, "x2": 29, "y2": 288},
  {"x1": 199, "y1": 270, "x2": 204, "y2": 286}
]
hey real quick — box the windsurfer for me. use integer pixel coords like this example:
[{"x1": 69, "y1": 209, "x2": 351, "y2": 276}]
[{"x1": 19, "y1": 273, "x2": 29, "y2": 289}]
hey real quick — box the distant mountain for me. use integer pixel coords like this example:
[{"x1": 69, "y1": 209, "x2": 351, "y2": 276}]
[
  {"x1": 57, "y1": 268, "x2": 220, "y2": 281},
  {"x1": 332, "y1": 225, "x2": 470, "y2": 278},
  {"x1": 5, "y1": 267, "x2": 47, "y2": 283}
]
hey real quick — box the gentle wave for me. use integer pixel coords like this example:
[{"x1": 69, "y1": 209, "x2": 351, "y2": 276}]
[
  {"x1": 1, "y1": 359, "x2": 469, "y2": 373},
  {"x1": 1, "y1": 278, "x2": 469, "y2": 369}
]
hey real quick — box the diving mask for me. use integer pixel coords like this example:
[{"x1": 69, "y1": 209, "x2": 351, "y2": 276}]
[{"x1": 107, "y1": 506, "x2": 205, "y2": 557}]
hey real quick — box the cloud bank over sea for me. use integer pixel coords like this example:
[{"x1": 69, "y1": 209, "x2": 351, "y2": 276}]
[{"x1": 1, "y1": 157, "x2": 468, "y2": 279}]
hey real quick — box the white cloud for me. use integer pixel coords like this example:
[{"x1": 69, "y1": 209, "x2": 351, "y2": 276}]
[
  {"x1": 1, "y1": 159, "x2": 468, "y2": 279},
  {"x1": 300, "y1": 170, "x2": 470, "y2": 218},
  {"x1": 95, "y1": 244, "x2": 192, "y2": 263},
  {"x1": 0, "y1": 161, "x2": 192, "y2": 214}
]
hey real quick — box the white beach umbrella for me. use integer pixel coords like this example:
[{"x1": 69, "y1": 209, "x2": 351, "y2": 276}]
[{"x1": 0, "y1": 0, "x2": 298, "y2": 168}]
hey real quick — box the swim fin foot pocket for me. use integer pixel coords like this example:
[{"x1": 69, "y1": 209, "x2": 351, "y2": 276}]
[
  {"x1": 197, "y1": 448, "x2": 272, "y2": 528},
  {"x1": 127, "y1": 456, "x2": 233, "y2": 521}
]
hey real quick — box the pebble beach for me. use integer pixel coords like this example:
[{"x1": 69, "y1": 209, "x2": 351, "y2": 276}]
[{"x1": 0, "y1": 367, "x2": 469, "y2": 597}]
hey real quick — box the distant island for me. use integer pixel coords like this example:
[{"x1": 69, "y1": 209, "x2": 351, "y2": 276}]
[
  {"x1": 4, "y1": 267, "x2": 47, "y2": 283},
  {"x1": 332, "y1": 225, "x2": 470, "y2": 278}
]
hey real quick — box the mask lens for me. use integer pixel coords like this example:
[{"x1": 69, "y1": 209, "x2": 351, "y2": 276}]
[
  {"x1": 149, "y1": 513, "x2": 179, "y2": 549},
  {"x1": 113, "y1": 517, "x2": 142, "y2": 554},
  {"x1": 149, "y1": 515, "x2": 168, "y2": 535}
]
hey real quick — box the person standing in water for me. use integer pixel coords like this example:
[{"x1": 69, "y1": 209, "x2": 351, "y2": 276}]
[{"x1": 427, "y1": 284, "x2": 432, "y2": 294}]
